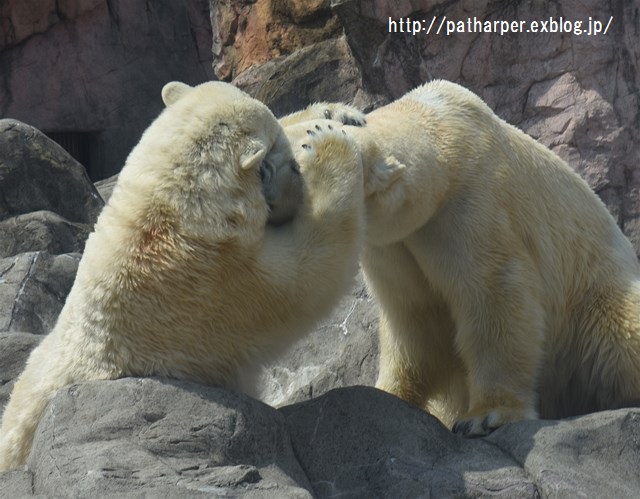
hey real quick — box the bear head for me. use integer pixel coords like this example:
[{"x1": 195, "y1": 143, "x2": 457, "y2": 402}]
[{"x1": 160, "y1": 81, "x2": 303, "y2": 227}]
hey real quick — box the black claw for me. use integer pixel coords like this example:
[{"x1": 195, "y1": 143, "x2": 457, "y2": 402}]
[
  {"x1": 306, "y1": 129, "x2": 315, "y2": 136},
  {"x1": 301, "y1": 144, "x2": 310, "y2": 150},
  {"x1": 481, "y1": 416, "x2": 491, "y2": 432},
  {"x1": 452, "y1": 421, "x2": 470, "y2": 436},
  {"x1": 315, "y1": 124, "x2": 321, "y2": 131},
  {"x1": 328, "y1": 124, "x2": 333, "y2": 130},
  {"x1": 323, "y1": 109, "x2": 332, "y2": 119}
]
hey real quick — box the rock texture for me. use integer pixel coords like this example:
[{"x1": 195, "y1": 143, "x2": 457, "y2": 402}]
[
  {"x1": 0, "y1": 120, "x2": 103, "y2": 225},
  {"x1": 93, "y1": 174, "x2": 118, "y2": 204},
  {"x1": 28, "y1": 378, "x2": 313, "y2": 498},
  {"x1": 0, "y1": 252, "x2": 80, "y2": 336},
  {"x1": 283, "y1": 388, "x2": 640, "y2": 498},
  {"x1": 4, "y1": 379, "x2": 640, "y2": 498},
  {"x1": 211, "y1": 0, "x2": 342, "y2": 81},
  {"x1": 0, "y1": 120, "x2": 96, "y2": 337},
  {"x1": 256, "y1": 274, "x2": 378, "y2": 408},
  {"x1": 0, "y1": 0, "x2": 214, "y2": 179}
]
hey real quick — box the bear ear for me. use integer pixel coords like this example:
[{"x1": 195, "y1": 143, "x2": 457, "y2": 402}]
[
  {"x1": 240, "y1": 142, "x2": 268, "y2": 171},
  {"x1": 365, "y1": 155, "x2": 406, "y2": 196},
  {"x1": 162, "y1": 82, "x2": 193, "y2": 107}
]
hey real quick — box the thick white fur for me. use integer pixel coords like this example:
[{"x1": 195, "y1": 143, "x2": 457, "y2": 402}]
[
  {"x1": 336, "y1": 80, "x2": 640, "y2": 435},
  {"x1": 0, "y1": 82, "x2": 364, "y2": 470}
]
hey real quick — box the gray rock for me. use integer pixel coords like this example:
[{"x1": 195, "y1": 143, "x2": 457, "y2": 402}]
[
  {"x1": 486, "y1": 410, "x2": 640, "y2": 498},
  {"x1": 0, "y1": 120, "x2": 104, "y2": 223},
  {"x1": 0, "y1": 211, "x2": 92, "y2": 258},
  {"x1": 0, "y1": 469, "x2": 39, "y2": 498},
  {"x1": 6, "y1": 380, "x2": 639, "y2": 497},
  {"x1": 27, "y1": 378, "x2": 313, "y2": 498},
  {"x1": 0, "y1": 252, "x2": 80, "y2": 334},
  {"x1": 256, "y1": 272, "x2": 379, "y2": 407},
  {"x1": 281, "y1": 387, "x2": 640, "y2": 498},
  {"x1": 0, "y1": 333, "x2": 42, "y2": 414},
  {"x1": 282, "y1": 387, "x2": 535, "y2": 497},
  {"x1": 94, "y1": 174, "x2": 119, "y2": 204}
]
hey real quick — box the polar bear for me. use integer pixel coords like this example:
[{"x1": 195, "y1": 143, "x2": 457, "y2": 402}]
[
  {"x1": 0, "y1": 81, "x2": 365, "y2": 470},
  {"x1": 287, "y1": 79, "x2": 640, "y2": 436}
]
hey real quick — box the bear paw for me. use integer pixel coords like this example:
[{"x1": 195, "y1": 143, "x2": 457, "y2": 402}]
[
  {"x1": 295, "y1": 121, "x2": 360, "y2": 186},
  {"x1": 452, "y1": 403, "x2": 536, "y2": 437},
  {"x1": 322, "y1": 104, "x2": 367, "y2": 127},
  {"x1": 299, "y1": 122, "x2": 349, "y2": 155}
]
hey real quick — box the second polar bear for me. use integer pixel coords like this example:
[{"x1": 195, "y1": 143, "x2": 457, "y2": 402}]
[
  {"x1": 0, "y1": 81, "x2": 365, "y2": 470},
  {"x1": 288, "y1": 80, "x2": 640, "y2": 436}
]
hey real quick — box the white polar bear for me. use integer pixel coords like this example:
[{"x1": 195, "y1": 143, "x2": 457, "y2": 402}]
[
  {"x1": 0, "y1": 81, "x2": 365, "y2": 470},
  {"x1": 288, "y1": 80, "x2": 640, "y2": 436}
]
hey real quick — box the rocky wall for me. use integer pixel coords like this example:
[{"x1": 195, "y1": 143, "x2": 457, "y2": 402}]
[{"x1": 0, "y1": 0, "x2": 214, "y2": 180}]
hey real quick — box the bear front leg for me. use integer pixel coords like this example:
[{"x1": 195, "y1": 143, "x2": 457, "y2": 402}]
[
  {"x1": 260, "y1": 120, "x2": 364, "y2": 335},
  {"x1": 451, "y1": 284, "x2": 544, "y2": 436},
  {"x1": 364, "y1": 243, "x2": 465, "y2": 416},
  {"x1": 287, "y1": 121, "x2": 364, "y2": 233},
  {"x1": 376, "y1": 312, "x2": 463, "y2": 412},
  {"x1": 376, "y1": 314, "x2": 431, "y2": 408}
]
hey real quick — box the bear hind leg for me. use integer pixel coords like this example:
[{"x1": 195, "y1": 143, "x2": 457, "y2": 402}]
[
  {"x1": 366, "y1": 243, "x2": 466, "y2": 422},
  {"x1": 585, "y1": 291, "x2": 640, "y2": 413}
]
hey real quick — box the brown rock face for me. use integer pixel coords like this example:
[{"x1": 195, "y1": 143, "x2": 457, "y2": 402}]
[
  {"x1": 0, "y1": 0, "x2": 214, "y2": 180},
  {"x1": 211, "y1": 0, "x2": 341, "y2": 80}
]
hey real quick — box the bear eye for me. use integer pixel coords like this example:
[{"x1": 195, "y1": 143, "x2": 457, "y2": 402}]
[{"x1": 259, "y1": 159, "x2": 275, "y2": 184}]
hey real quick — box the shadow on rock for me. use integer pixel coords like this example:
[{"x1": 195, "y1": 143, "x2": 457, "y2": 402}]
[{"x1": 280, "y1": 386, "x2": 640, "y2": 498}]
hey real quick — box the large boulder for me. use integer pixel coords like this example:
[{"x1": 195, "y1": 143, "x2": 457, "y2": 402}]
[
  {"x1": 283, "y1": 387, "x2": 640, "y2": 498},
  {"x1": 4, "y1": 379, "x2": 640, "y2": 497},
  {"x1": 0, "y1": 120, "x2": 97, "y2": 335},
  {"x1": 0, "y1": 120, "x2": 103, "y2": 224},
  {"x1": 28, "y1": 378, "x2": 313, "y2": 498}
]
